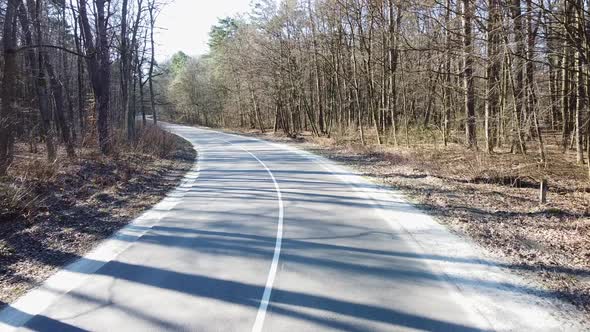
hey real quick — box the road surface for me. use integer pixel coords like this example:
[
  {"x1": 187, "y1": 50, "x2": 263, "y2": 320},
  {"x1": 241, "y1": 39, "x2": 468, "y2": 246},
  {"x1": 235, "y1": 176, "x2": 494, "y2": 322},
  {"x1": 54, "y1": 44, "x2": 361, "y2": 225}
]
[{"x1": 0, "y1": 123, "x2": 585, "y2": 331}]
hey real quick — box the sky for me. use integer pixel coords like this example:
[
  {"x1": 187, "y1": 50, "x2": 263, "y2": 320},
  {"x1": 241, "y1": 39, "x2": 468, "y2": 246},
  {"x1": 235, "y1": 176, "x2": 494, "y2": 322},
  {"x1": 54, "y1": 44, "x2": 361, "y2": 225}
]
[{"x1": 156, "y1": 0, "x2": 252, "y2": 61}]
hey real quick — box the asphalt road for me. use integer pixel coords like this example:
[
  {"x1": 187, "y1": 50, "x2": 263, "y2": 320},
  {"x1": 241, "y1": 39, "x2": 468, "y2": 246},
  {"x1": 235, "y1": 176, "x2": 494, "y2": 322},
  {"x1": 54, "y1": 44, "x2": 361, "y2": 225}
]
[{"x1": 0, "y1": 123, "x2": 585, "y2": 331}]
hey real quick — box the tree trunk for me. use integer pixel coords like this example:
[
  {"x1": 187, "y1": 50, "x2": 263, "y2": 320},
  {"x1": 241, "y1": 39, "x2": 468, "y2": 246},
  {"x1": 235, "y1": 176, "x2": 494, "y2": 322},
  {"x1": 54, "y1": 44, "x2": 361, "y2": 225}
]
[
  {"x1": 463, "y1": 0, "x2": 477, "y2": 148},
  {"x1": 0, "y1": 0, "x2": 19, "y2": 175},
  {"x1": 307, "y1": 0, "x2": 325, "y2": 134},
  {"x1": 485, "y1": 0, "x2": 501, "y2": 153},
  {"x1": 45, "y1": 60, "x2": 76, "y2": 158},
  {"x1": 510, "y1": 0, "x2": 527, "y2": 154},
  {"x1": 121, "y1": 0, "x2": 133, "y2": 139},
  {"x1": 79, "y1": 0, "x2": 111, "y2": 154},
  {"x1": 22, "y1": 0, "x2": 56, "y2": 161},
  {"x1": 148, "y1": 0, "x2": 158, "y2": 125}
]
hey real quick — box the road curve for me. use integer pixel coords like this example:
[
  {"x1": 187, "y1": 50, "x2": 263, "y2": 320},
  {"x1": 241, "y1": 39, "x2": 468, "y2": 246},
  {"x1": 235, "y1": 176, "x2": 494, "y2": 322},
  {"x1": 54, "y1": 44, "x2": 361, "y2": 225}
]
[{"x1": 0, "y1": 123, "x2": 586, "y2": 331}]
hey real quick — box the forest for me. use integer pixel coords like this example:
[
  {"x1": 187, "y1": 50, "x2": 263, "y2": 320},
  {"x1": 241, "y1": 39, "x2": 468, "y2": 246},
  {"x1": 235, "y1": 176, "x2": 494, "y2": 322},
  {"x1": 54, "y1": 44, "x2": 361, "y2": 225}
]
[
  {"x1": 159, "y1": 0, "x2": 590, "y2": 180},
  {"x1": 0, "y1": 0, "x2": 588, "y2": 178},
  {"x1": 0, "y1": 0, "x2": 163, "y2": 175}
]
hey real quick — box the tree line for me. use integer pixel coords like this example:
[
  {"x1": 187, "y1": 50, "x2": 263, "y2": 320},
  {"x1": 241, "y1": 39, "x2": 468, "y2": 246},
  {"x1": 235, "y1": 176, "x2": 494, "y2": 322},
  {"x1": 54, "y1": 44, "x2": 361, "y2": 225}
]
[
  {"x1": 160, "y1": 0, "x2": 590, "y2": 178},
  {"x1": 0, "y1": 0, "x2": 163, "y2": 176}
]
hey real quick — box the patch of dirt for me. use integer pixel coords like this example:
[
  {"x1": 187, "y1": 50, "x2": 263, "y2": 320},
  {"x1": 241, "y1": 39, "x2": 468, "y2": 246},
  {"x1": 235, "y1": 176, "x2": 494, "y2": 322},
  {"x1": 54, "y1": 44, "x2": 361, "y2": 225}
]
[
  {"x1": 0, "y1": 127, "x2": 196, "y2": 305},
  {"x1": 231, "y1": 128, "x2": 590, "y2": 316}
]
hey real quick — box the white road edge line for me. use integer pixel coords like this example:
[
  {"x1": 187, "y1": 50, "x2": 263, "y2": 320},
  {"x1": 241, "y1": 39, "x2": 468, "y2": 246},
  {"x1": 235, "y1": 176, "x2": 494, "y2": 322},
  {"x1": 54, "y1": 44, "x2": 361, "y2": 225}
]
[{"x1": 214, "y1": 138, "x2": 284, "y2": 332}]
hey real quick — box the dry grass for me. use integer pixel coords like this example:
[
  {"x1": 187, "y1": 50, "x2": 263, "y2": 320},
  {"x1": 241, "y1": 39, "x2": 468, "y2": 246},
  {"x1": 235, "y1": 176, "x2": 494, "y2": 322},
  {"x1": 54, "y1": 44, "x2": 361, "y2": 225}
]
[{"x1": 0, "y1": 125, "x2": 196, "y2": 305}]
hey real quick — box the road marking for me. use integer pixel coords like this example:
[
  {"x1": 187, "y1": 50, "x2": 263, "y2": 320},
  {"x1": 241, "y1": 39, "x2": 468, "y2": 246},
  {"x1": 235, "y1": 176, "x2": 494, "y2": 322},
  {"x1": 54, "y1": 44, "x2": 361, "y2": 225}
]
[
  {"x1": 214, "y1": 137, "x2": 284, "y2": 332},
  {"x1": 246, "y1": 149, "x2": 283, "y2": 332}
]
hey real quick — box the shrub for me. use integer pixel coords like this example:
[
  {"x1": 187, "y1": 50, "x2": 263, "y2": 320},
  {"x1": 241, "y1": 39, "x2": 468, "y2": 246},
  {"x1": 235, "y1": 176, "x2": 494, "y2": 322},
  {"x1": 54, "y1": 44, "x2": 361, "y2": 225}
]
[{"x1": 134, "y1": 125, "x2": 178, "y2": 159}]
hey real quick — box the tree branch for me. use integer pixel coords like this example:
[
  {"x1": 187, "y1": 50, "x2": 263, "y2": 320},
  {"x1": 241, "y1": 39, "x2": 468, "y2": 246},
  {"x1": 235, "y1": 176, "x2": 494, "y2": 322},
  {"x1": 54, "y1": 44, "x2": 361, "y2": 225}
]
[{"x1": 14, "y1": 44, "x2": 91, "y2": 58}]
